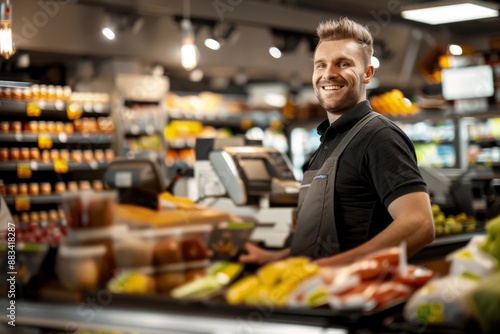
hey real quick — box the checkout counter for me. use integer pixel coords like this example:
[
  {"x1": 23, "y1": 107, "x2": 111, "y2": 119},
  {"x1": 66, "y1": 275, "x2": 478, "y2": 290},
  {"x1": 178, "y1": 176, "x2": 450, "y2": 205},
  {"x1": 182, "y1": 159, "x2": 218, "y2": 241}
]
[{"x1": 0, "y1": 146, "x2": 493, "y2": 334}]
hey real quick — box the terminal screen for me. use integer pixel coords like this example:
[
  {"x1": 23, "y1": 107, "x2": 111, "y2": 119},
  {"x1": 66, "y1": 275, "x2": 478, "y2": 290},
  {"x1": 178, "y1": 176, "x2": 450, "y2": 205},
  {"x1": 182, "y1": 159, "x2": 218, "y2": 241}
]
[{"x1": 240, "y1": 158, "x2": 272, "y2": 181}]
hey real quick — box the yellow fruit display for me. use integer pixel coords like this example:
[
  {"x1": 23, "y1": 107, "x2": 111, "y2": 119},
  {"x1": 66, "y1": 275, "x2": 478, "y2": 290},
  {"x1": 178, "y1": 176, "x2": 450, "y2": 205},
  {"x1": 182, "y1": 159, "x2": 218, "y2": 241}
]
[
  {"x1": 369, "y1": 89, "x2": 419, "y2": 116},
  {"x1": 226, "y1": 257, "x2": 319, "y2": 307},
  {"x1": 107, "y1": 272, "x2": 156, "y2": 294},
  {"x1": 431, "y1": 203, "x2": 477, "y2": 236}
]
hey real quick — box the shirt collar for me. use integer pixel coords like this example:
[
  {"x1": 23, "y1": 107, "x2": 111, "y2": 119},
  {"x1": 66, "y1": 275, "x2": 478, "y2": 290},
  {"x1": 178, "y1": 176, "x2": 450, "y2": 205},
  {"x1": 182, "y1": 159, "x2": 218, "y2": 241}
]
[{"x1": 317, "y1": 100, "x2": 372, "y2": 141}]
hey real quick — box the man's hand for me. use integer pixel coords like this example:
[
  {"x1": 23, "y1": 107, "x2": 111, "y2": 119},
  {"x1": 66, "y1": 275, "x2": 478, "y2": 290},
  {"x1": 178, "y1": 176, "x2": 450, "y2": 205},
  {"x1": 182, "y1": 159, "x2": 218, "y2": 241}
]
[{"x1": 238, "y1": 242, "x2": 290, "y2": 266}]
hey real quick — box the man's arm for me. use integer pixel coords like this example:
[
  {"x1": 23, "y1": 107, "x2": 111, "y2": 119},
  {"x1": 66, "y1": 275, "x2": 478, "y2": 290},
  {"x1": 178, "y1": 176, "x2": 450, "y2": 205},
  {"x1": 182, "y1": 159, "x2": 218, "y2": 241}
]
[
  {"x1": 315, "y1": 191, "x2": 435, "y2": 267},
  {"x1": 238, "y1": 242, "x2": 290, "y2": 265}
]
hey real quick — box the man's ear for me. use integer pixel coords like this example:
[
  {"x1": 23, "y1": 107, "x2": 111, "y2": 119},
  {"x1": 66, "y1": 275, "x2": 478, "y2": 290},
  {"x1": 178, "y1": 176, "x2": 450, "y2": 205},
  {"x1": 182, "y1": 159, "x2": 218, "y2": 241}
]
[{"x1": 363, "y1": 65, "x2": 375, "y2": 84}]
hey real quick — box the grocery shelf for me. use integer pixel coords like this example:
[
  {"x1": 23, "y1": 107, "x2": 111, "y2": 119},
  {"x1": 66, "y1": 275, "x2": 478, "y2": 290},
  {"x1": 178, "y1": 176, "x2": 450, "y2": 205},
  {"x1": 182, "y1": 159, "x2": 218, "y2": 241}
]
[
  {"x1": 0, "y1": 133, "x2": 113, "y2": 146},
  {"x1": 411, "y1": 139, "x2": 454, "y2": 145},
  {"x1": 388, "y1": 106, "x2": 500, "y2": 123},
  {"x1": 0, "y1": 161, "x2": 108, "y2": 172},
  {"x1": 169, "y1": 110, "x2": 283, "y2": 130},
  {"x1": 410, "y1": 229, "x2": 486, "y2": 263},
  {"x1": 4, "y1": 194, "x2": 62, "y2": 206},
  {"x1": 0, "y1": 100, "x2": 111, "y2": 120},
  {"x1": 468, "y1": 138, "x2": 500, "y2": 147}
]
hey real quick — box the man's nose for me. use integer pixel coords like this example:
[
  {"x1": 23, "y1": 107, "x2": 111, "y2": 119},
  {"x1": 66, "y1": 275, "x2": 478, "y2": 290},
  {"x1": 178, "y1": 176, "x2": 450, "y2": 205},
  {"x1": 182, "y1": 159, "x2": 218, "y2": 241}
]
[{"x1": 322, "y1": 65, "x2": 338, "y2": 79}]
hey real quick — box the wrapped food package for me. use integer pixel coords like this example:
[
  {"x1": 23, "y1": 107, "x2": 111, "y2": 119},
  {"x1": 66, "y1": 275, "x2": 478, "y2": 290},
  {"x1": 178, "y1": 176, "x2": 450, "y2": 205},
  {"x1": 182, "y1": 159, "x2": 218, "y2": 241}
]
[
  {"x1": 404, "y1": 276, "x2": 479, "y2": 327},
  {"x1": 446, "y1": 235, "x2": 497, "y2": 279}
]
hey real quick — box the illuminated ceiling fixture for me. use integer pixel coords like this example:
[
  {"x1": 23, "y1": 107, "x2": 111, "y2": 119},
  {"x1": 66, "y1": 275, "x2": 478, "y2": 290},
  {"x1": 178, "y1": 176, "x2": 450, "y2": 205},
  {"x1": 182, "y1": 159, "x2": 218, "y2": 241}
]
[
  {"x1": 180, "y1": 0, "x2": 198, "y2": 71},
  {"x1": 269, "y1": 28, "x2": 305, "y2": 59},
  {"x1": 0, "y1": 0, "x2": 15, "y2": 60},
  {"x1": 204, "y1": 38, "x2": 220, "y2": 50},
  {"x1": 448, "y1": 44, "x2": 463, "y2": 55},
  {"x1": 204, "y1": 22, "x2": 237, "y2": 51},
  {"x1": 269, "y1": 46, "x2": 282, "y2": 59},
  {"x1": 101, "y1": 11, "x2": 144, "y2": 41},
  {"x1": 102, "y1": 26, "x2": 116, "y2": 40},
  {"x1": 401, "y1": 0, "x2": 499, "y2": 25}
]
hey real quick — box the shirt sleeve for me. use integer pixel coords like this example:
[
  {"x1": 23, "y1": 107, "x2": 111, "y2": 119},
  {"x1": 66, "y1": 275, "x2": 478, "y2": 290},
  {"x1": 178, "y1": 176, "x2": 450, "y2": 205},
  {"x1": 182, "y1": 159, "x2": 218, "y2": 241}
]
[{"x1": 362, "y1": 126, "x2": 428, "y2": 208}]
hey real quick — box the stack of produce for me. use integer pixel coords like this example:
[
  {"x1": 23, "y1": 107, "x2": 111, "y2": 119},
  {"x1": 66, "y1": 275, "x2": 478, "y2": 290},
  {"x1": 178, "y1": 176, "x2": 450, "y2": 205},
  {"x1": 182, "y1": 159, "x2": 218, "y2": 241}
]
[
  {"x1": 369, "y1": 89, "x2": 419, "y2": 116},
  {"x1": 404, "y1": 214, "x2": 500, "y2": 333},
  {"x1": 222, "y1": 246, "x2": 433, "y2": 311},
  {"x1": 432, "y1": 204, "x2": 477, "y2": 236}
]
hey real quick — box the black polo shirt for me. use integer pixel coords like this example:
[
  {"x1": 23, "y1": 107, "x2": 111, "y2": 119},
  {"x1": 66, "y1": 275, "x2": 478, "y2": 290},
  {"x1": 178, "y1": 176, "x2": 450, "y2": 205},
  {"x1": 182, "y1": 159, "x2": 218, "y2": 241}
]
[{"x1": 307, "y1": 100, "x2": 428, "y2": 251}]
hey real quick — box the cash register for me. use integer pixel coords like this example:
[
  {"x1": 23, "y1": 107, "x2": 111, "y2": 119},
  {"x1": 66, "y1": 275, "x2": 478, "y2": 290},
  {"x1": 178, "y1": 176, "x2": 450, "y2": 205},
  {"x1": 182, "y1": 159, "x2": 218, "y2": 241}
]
[
  {"x1": 209, "y1": 146, "x2": 300, "y2": 206},
  {"x1": 195, "y1": 139, "x2": 300, "y2": 248}
]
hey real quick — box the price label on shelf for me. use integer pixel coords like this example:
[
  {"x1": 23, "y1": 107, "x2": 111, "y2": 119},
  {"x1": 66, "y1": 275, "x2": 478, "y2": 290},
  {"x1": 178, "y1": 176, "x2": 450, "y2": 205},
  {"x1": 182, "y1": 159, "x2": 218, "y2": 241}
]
[
  {"x1": 15, "y1": 196, "x2": 30, "y2": 212},
  {"x1": 67, "y1": 102, "x2": 83, "y2": 120},
  {"x1": 17, "y1": 163, "x2": 32, "y2": 179},
  {"x1": 26, "y1": 102, "x2": 42, "y2": 117},
  {"x1": 38, "y1": 135, "x2": 53, "y2": 149},
  {"x1": 54, "y1": 158, "x2": 69, "y2": 174}
]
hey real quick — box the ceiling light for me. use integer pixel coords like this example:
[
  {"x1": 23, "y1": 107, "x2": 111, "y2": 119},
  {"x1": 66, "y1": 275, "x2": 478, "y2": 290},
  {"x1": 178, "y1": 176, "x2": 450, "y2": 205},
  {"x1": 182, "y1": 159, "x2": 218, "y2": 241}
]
[
  {"x1": 401, "y1": 1, "x2": 498, "y2": 25},
  {"x1": 0, "y1": 0, "x2": 15, "y2": 60},
  {"x1": 180, "y1": 18, "x2": 199, "y2": 71},
  {"x1": 102, "y1": 27, "x2": 116, "y2": 40},
  {"x1": 371, "y1": 56, "x2": 380, "y2": 69},
  {"x1": 448, "y1": 44, "x2": 463, "y2": 55},
  {"x1": 101, "y1": 11, "x2": 143, "y2": 41},
  {"x1": 204, "y1": 38, "x2": 221, "y2": 50},
  {"x1": 269, "y1": 47, "x2": 282, "y2": 59}
]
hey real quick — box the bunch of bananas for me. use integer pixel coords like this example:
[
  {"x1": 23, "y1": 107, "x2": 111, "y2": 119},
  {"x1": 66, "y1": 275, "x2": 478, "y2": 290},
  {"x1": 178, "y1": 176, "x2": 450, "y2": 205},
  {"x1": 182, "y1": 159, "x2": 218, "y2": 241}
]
[{"x1": 226, "y1": 257, "x2": 319, "y2": 307}]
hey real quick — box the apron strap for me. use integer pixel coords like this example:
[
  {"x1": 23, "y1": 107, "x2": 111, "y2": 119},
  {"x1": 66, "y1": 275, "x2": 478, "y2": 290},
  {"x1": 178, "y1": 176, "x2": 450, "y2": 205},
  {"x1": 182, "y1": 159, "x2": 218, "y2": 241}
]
[{"x1": 319, "y1": 112, "x2": 379, "y2": 254}]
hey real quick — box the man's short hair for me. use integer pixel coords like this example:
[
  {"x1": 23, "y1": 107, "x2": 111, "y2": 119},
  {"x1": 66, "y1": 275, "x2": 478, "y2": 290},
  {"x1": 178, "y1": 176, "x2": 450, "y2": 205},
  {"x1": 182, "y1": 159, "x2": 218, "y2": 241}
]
[{"x1": 316, "y1": 17, "x2": 374, "y2": 65}]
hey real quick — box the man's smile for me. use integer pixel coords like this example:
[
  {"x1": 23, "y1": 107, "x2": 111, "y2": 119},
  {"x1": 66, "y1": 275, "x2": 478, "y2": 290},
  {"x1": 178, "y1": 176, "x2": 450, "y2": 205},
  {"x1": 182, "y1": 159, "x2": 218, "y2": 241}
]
[{"x1": 322, "y1": 85, "x2": 344, "y2": 91}]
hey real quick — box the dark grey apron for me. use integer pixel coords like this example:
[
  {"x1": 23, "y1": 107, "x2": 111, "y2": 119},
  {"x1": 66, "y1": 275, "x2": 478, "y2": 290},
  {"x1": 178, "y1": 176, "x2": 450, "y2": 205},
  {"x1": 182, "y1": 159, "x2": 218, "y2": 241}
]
[{"x1": 290, "y1": 112, "x2": 379, "y2": 259}]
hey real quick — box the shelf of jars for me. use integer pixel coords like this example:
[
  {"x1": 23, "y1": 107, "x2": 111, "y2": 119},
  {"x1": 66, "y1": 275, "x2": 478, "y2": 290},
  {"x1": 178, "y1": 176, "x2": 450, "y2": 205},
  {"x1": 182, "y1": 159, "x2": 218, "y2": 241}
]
[{"x1": 0, "y1": 82, "x2": 115, "y2": 240}]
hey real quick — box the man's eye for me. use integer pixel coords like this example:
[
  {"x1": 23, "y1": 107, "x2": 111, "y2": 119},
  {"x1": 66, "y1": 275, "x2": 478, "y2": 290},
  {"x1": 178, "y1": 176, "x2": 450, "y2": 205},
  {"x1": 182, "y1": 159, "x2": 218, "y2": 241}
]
[
  {"x1": 316, "y1": 63, "x2": 326, "y2": 69},
  {"x1": 339, "y1": 62, "x2": 349, "y2": 67}
]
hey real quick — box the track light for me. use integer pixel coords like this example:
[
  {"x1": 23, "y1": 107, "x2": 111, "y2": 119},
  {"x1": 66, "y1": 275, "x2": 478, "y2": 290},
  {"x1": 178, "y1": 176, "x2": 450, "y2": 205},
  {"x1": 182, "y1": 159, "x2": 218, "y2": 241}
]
[
  {"x1": 371, "y1": 56, "x2": 380, "y2": 69},
  {"x1": 101, "y1": 11, "x2": 143, "y2": 41},
  {"x1": 269, "y1": 47, "x2": 282, "y2": 59},
  {"x1": 203, "y1": 22, "x2": 237, "y2": 51},
  {"x1": 102, "y1": 27, "x2": 116, "y2": 40},
  {"x1": 204, "y1": 38, "x2": 221, "y2": 50},
  {"x1": 0, "y1": 0, "x2": 15, "y2": 60},
  {"x1": 269, "y1": 28, "x2": 304, "y2": 59}
]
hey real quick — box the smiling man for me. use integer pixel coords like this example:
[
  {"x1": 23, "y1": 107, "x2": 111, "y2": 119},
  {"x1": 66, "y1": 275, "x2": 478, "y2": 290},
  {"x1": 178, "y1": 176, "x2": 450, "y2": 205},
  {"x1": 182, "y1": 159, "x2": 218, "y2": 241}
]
[{"x1": 240, "y1": 17, "x2": 434, "y2": 266}]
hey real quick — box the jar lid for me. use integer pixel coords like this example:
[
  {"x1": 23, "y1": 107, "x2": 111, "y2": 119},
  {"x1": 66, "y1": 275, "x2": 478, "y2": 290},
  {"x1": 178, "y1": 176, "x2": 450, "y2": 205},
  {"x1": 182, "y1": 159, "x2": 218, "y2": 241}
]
[
  {"x1": 57, "y1": 244, "x2": 106, "y2": 258},
  {"x1": 120, "y1": 266, "x2": 155, "y2": 275},
  {"x1": 64, "y1": 224, "x2": 129, "y2": 243},
  {"x1": 156, "y1": 262, "x2": 187, "y2": 273}
]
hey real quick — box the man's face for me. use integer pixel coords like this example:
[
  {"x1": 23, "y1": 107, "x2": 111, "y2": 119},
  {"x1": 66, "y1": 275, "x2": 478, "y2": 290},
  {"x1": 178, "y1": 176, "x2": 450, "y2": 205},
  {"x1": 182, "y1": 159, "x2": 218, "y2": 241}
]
[{"x1": 312, "y1": 39, "x2": 374, "y2": 114}]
